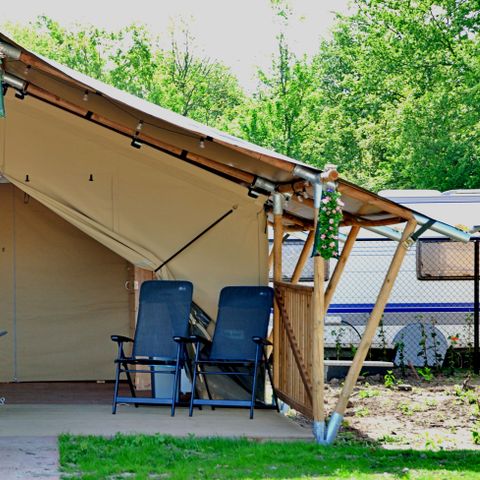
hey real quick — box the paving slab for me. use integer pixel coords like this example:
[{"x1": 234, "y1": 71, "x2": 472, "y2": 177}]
[
  {"x1": 0, "y1": 436, "x2": 59, "y2": 480},
  {"x1": 0, "y1": 404, "x2": 312, "y2": 440}
]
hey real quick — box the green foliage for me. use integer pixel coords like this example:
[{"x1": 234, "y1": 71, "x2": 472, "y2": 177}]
[
  {"x1": 418, "y1": 366, "x2": 434, "y2": 381},
  {"x1": 4, "y1": 0, "x2": 480, "y2": 192},
  {"x1": 4, "y1": 18, "x2": 245, "y2": 128},
  {"x1": 473, "y1": 422, "x2": 480, "y2": 445},
  {"x1": 384, "y1": 369, "x2": 396, "y2": 388},
  {"x1": 313, "y1": 0, "x2": 480, "y2": 190},
  {"x1": 359, "y1": 383, "x2": 380, "y2": 399}
]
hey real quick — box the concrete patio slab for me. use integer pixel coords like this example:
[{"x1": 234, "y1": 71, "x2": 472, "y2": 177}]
[
  {"x1": 0, "y1": 436, "x2": 59, "y2": 480},
  {"x1": 0, "y1": 404, "x2": 312, "y2": 440}
]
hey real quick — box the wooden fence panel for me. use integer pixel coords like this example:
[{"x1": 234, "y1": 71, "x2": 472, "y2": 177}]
[{"x1": 274, "y1": 281, "x2": 314, "y2": 418}]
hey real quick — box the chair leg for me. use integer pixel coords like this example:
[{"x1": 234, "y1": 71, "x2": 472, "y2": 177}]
[
  {"x1": 250, "y1": 346, "x2": 262, "y2": 419},
  {"x1": 265, "y1": 350, "x2": 280, "y2": 412},
  {"x1": 112, "y1": 362, "x2": 121, "y2": 415},
  {"x1": 202, "y1": 370, "x2": 215, "y2": 411},
  {"x1": 171, "y1": 345, "x2": 183, "y2": 417},
  {"x1": 124, "y1": 363, "x2": 138, "y2": 408},
  {"x1": 189, "y1": 363, "x2": 199, "y2": 417}
]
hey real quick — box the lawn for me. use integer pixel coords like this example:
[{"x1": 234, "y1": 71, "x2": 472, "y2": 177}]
[{"x1": 59, "y1": 434, "x2": 480, "y2": 480}]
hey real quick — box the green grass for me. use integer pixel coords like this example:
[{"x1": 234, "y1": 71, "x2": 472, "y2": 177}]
[{"x1": 59, "y1": 434, "x2": 480, "y2": 480}]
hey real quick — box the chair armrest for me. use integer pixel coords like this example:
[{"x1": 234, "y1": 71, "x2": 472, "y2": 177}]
[
  {"x1": 111, "y1": 335, "x2": 134, "y2": 343},
  {"x1": 252, "y1": 336, "x2": 272, "y2": 346},
  {"x1": 173, "y1": 336, "x2": 195, "y2": 343},
  {"x1": 189, "y1": 335, "x2": 211, "y2": 345}
]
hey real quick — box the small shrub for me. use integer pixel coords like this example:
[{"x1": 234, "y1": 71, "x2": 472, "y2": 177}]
[
  {"x1": 359, "y1": 387, "x2": 380, "y2": 399},
  {"x1": 418, "y1": 366, "x2": 433, "y2": 381},
  {"x1": 384, "y1": 370, "x2": 396, "y2": 388},
  {"x1": 355, "y1": 406, "x2": 370, "y2": 417},
  {"x1": 473, "y1": 422, "x2": 480, "y2": 445}
]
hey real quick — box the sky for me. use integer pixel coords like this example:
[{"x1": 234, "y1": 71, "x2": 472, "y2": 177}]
[{"x1": 2, "y1": 0, "x2": 352, "y2": 91}]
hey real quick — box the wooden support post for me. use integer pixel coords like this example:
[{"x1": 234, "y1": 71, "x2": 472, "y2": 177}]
[
  {"x1": 291, "y1": 230, "x2": 315, "y2": 284},
  {"x1": 272, "y1": 194, "x2": 284, "y2": 387},
  {"x1": 311, "y1": 201, "x2": 326, "y2": 442},
  {"x1": 325, "y1": 218, "x2": 417, "y2": 443},
  {"x1": 324, "y1": 225, "x2": 360, "y2": 312}
]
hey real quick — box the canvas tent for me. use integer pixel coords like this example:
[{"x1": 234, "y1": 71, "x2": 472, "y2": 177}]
[{"x1": 0, "y1": 33, "x2": 471, "y2": 443}]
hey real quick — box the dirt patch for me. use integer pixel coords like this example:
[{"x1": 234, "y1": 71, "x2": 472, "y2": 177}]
[{"x1": 291, "y1": 371, "x2": 480, "y2": 450}]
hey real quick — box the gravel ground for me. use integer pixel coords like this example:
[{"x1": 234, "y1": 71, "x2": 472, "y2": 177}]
[{"x1": 291, "y1": 370, "x2": 480, "y2": 450}]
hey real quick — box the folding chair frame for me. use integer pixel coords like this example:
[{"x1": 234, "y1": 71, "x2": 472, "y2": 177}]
[
  {"x1": 111, "y1": 334, "x2": 191, "y2": 416},
  {"x1": 189, "y1": 336, "x2": 279, "y2": 419}
]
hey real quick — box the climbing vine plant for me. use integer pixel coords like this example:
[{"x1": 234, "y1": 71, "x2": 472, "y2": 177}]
[{"x1": 312, "y1": 185, "x2": 343, "y2": 259}]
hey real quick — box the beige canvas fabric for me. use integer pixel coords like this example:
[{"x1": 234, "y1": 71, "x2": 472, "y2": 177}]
[
  {"x1": 0, "y1": 184, "x2": 131, "y2": 381},
  {"x1": 0, "y1": 92, "x2": 268, "y2": 380}
]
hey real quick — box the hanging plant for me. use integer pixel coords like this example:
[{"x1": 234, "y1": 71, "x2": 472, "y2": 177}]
[{"x1": 312, "y1": 186, "x2": 344, "y2": 259}]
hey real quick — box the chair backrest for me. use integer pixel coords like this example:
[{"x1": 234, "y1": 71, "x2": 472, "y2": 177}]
[
  {"x1": 209, "y1": 286, "x2": 273, "y2": 361},
  {"x1": 132, "y1": 280, "x2": 193, "y2": 359}
]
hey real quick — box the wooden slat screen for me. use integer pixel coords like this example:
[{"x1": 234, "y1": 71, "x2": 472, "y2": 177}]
[{"x1": 274, "y1": 281, "x2": 314, "y2": 418}]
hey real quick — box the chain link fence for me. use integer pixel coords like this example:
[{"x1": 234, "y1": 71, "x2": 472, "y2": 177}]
[{"x1": 270, "y1": 235, "x2": 479, "y2": 372}]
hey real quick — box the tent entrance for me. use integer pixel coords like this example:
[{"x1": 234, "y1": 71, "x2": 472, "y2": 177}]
[{"x1": 0, "y1": 183, "x2": 131, "y2": 382}]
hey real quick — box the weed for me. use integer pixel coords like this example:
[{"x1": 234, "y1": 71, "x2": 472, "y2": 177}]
[
  {"x1": 355, "y1": 406, "x2": 370, "y2": 417},
  {"x1": 398, "y1": 402, "x2": 423, "y2": 416},
  {"x1": 473, "y1": 422, "x2": 480, "y2": 445},
  {"x1": 359, "y1": 385, "x2": 380, "y2": 399},
  {"x1": 417, "y1": 315, "x2": 429, "y2": 367},
  {"x1": 425, "y1": 398, "x2": 439, "y2": 408},
  {"x1": 384, "y1": 370, "x2": 396, "y2": 388},
  {"x1": 331, "y1": 328, "x2": 346, "y2": 360},
  {"x1": 423, "y1": 432, "x2": 446, "y2": 451},
  {"x1": 395, "y1": 336, "x2": 406, "y2": 376},
  {"x1": 429, "y1": 316, "x2": 443, "y2": 370},
  {"x1": 378, "y1": 316, "x2": 388, "y2": 361},
  {"x1": 418, "y1": 366, "x2": 433, "y2": 381}
]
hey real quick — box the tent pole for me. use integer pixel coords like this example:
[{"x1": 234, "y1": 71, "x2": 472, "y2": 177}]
[
  {"x1": 272, "y1": 193, "x2": 284, "y2": 388},
  {"x1": 312, "y1": 182, "x2": 327, "y2": 444},
  {"x1": 291, "y1": 230, "x2": 315, "y2": 284},
  {"x1": 324, "y1": 225, "x2": 360, "y2": 312},
  {"x1": 325, "y1": 218, "x2": 417, "y2": 444}
]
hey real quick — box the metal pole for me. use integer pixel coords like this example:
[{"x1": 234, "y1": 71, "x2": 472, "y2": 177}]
[{"x1": 474, "y1": 239, "x2": 479, "y2": 374}]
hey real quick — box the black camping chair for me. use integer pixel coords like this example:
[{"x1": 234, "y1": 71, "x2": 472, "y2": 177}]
[
  {"x1": 189, "y1": 286, "x2": 279, "y2": 419},
  {"x1": 111, "y1": 280, "x2": 193, "y2": 416}
]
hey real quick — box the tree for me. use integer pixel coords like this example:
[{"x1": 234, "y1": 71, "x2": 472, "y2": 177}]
[
  {"x1": 238, "y1": 4, "x2": 324, "y2": 163},
  {"x1": 4, "y1": 17, "x2": 245, "y2": 128},
  {"x1": 314, "y1": 0, "x2": 480, "y2": 190}
]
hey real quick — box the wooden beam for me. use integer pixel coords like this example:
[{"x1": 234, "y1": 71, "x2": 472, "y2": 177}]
[
  {"x1": 324, "y1": 226, "x2": 360, "y2": 312},
  {"x1": 212, "y1": 139, "x2": 297, "y2": 174},
  {"x1": 291, "y1": 230, "x2": 315, "y2": 284},
  {"x1": 272, "y1": 204, "x2": 284, "y2": 387},
  {"x1": 332, "y1": 218, "x2": 417, "y2": 417},
  {"x1": 312, "y1": 209, "x2": 326, "y2": 425},
  {"x1": 338, "y1": 183, "x2": 413, "y2": 220},
  {"x1": 20, "y1": 52, "x2": 90, "y2": 89}
]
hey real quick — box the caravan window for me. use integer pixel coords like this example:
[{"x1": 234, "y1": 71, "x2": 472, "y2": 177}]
[{"x1": 416, "y1": 239, "x2": 474, "y2": 280}]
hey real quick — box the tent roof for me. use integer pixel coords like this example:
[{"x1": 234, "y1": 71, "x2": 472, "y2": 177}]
[{"x1": 0, "y1": 33, "x2": 470, "y2": 240}]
